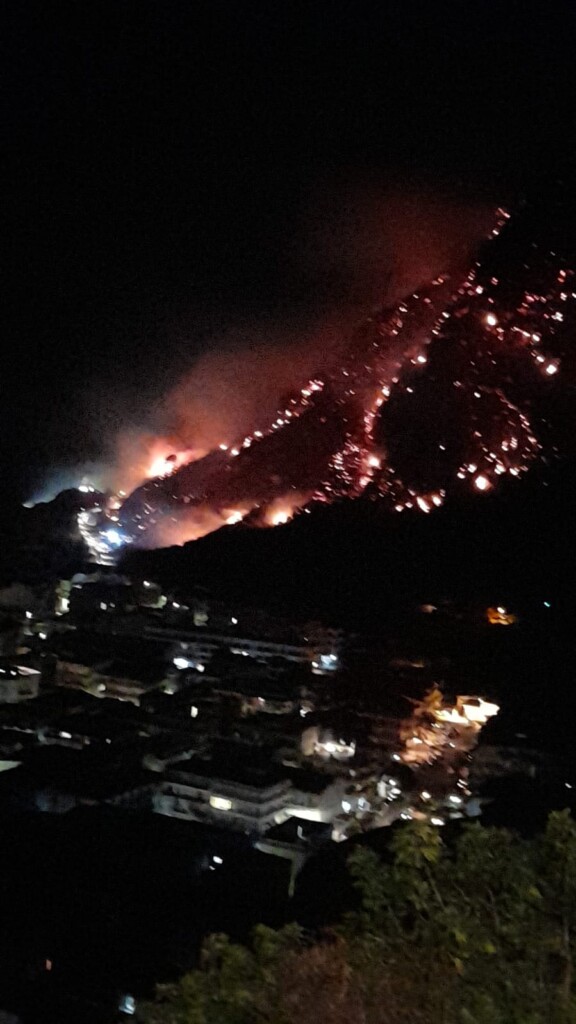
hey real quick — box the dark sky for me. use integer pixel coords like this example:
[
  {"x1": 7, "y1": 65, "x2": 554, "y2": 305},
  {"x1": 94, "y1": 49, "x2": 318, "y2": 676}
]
[{"x1": 3, "y1": 0, "x2": 576, "y2": 502}]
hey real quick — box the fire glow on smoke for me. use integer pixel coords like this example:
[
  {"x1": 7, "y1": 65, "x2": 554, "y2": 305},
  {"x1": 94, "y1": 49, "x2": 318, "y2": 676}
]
[{"x1": 73, "y1": 205, "x2": 573, "y2": 558}]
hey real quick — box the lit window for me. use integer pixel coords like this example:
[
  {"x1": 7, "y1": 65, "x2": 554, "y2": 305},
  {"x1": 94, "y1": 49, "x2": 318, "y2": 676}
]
[{"x1": 210, "y1": 795, "x2": 232, "y2": 811}]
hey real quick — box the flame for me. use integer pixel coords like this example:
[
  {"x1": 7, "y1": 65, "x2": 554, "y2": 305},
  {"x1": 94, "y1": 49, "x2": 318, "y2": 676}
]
[
  {"x1": 262, "y1": 494, "x2": 311, "y2": 527},
  {"x1": 146, "y1": 448, "x2": 197, "y2": 480},
  {"x1": 225, "y1": 510, "x2": 245, "y2": 525},
  {"x1": 269, "y1": 509, "x2": 290, "y2": 526},
  {"x1": 148, "y1": 454, "x2": 177, "y2": 479}
]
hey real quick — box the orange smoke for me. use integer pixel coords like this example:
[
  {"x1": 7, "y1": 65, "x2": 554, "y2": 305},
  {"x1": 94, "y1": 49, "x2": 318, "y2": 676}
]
[{"x1": 93, "y1": 184, "x2": 495, "y2": 523}]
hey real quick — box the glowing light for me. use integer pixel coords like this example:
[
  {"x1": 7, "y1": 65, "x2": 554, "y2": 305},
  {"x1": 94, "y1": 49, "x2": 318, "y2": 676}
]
[
  {"x1": 474, "y1": 474, "x2": 491, "y2": 492},
  {"x1": 148, "y1": 455, "x2": 177, "y2": 479},
  {"x1": 435, "y1": 708, "x2": 470, "y2": 726},
  {"x1": 485, "y1": 312, "x2": 498, "y2": 327},
  {"x1": 487, "y1": 606, "x2": 517, "y2": 626},
  {"x1": 271, "y1": 510, "x2": 290, "y2": 525},
  {"x1": 103, "y1": 528, "x2": 123, "y2": 546},
  {"x1": 210, "y1": 796, "x2": 232, "y2": 811},
  {"x1": 459, "y1": 697, "x2": 499, "y2": 724}
]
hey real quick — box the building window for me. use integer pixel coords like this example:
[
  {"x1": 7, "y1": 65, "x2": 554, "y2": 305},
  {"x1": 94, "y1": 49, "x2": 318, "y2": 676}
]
[{"x1": 210, "y1": 795, "x2": 232, "y2": 811}]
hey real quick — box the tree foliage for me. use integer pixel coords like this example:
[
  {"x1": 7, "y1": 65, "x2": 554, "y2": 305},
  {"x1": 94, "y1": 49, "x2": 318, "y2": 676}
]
[{"x1": 139, "y1": 813, "x2": 576, "y2": 1024}]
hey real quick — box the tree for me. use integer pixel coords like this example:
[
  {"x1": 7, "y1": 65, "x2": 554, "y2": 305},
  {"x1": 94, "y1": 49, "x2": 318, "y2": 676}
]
[
  {"x1": 139, "y1": 815, "x2": 576, "y2": 1024},
  {"x1": 537, "y1": 810, "x2": 576, "y2": 1017}
]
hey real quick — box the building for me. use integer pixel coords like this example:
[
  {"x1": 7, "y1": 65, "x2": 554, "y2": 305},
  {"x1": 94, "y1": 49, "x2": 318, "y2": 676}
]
[
  {"x1": 0, "y1": 665, "x2": 40, "y2": 704},
  {"x1": 154, "y1": 758, "x2": 292, "y2": 834},
  {"x1": 0, "y1": 746, "x2": 157, "y2": 815},
  {"x1": 92, "y1": 660, "x2": 169, "y2": 704},
  {"x1": 67, "y1": 572, "x2": 136, "y2": 617},
  {"x1": 55, "y1": 649, "x2": 169, "y2": 705},
  {"x1": 146, "y1": 621, "x2": 342, "y2": 674}
]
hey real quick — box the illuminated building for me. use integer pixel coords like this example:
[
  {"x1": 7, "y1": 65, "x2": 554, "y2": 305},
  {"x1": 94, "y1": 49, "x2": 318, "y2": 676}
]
[
  {"x1": 154, "y1": 761, "x2": 292, "y2": 834},
  {"x1": 150, "y1": 626, "x2": 340, "y2": 672}
]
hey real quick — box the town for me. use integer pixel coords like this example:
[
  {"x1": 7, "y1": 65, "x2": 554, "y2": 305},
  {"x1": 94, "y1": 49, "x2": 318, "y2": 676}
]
[{"x1": 0, "y1": 567, "x2": 544, "y2": 856}]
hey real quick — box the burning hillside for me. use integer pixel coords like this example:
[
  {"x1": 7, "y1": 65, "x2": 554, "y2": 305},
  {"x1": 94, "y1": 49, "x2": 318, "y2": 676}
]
[{"x1": 69, "y1": 205, "x2": 576, "y2": 562}]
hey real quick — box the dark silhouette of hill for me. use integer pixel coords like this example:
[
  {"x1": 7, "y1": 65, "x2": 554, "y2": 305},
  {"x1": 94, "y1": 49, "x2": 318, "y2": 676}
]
[{"x1": 120, "y1": 458, "x2": 576, "y2": 632}]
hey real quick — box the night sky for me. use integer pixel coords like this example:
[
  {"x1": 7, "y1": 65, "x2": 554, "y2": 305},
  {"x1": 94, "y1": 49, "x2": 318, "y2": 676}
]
[{"x1": 3, "y1": 1, "x2": 576, "y2": 503}]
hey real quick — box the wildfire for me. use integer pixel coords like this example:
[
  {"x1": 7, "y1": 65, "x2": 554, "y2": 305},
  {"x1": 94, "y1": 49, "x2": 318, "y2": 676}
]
[{"x1": 77, "y1": 203, "x2": 573, "y2": 560}]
